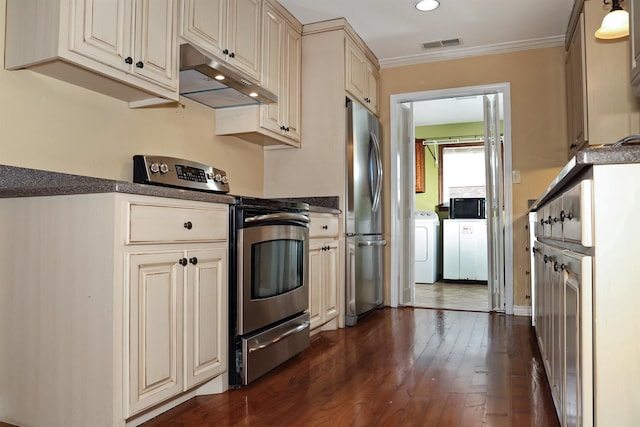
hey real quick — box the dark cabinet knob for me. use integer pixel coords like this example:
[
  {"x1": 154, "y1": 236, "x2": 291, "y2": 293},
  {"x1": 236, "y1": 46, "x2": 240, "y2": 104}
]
[
  {"x1": 229, "y1": 52, "x2": 235, "y2": 58},
  {"x1": 184, "y1": 221, "x2": 193, "y2": 230},
  {"x1": 179, "y1": 258, "x2": 188, "y2": 266},
  {"x1": 223, "y1": 49, "x2": 229, "y2": 55},
  {"x1": 136, "y1": 61, "x2": 144, "y2": 68},
  {"x1": 285, "y1": 127, "x2": 290, "y2": 132},
  {"x1": 280, "y1": 125, "x2": 285, "y2": 131},
  {"x1": 561, "y1": 211, "x2": 573, "y2": 221},
  {"x1": 125, "y1": 56, "x2": 133, "y2": 64},
  {"x1": 553, "y1": 262, "x2": 565, "y2": 272},
  {"x1": 189, "y1": 257, "x2": 198, "y2": 265},
  {"x1": 570, "y1": 143, "x2": 578, "y2": 149},
  {"x1": 322, "y1": 225, "x2": 328, "y2": 230},
  {"x1": 543, "y1": 255, "x2": 549, "y2": 263}
]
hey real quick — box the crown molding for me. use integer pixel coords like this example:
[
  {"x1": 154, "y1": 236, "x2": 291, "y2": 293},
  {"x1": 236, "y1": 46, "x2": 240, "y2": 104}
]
[{"x1": 379, "y1": 35, "x2": 566, "y2": 69}]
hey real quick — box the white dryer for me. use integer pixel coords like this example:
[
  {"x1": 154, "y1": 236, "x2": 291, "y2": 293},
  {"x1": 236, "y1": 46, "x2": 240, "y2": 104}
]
[{"x1": 415, "y1": 210, "x2": 440, "y2": 284}]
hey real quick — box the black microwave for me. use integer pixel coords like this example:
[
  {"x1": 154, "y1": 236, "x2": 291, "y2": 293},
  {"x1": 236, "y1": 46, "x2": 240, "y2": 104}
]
[{"x1": 449, "y1": 197, "x2": 486, "y2": 219}]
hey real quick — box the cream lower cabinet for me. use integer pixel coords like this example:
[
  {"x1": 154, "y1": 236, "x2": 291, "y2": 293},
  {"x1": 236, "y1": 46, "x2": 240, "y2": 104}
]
[
  {"x1": 127, "y1": 247, "x2": 227, "y2": 417},
  {"x1": 0, "y1": 193, "x2": 228, "y2": 427},
  {"x1": 308, "y1": 213, "x2": 340, "y2": 332},
  {"x1": 5, "y1": 0, "x2": 179, "y2": 106}
]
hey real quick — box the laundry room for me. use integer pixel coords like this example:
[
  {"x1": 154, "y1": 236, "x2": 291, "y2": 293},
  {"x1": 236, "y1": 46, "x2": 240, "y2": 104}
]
[{"x1": 413, "y1": 95, "x2": 503, "y2": 311}]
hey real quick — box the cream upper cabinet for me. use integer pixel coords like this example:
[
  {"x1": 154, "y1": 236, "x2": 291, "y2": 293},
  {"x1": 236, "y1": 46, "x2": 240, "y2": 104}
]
[
  {"x1": 565, "y1": 11, "x2": 587, "y2": 156},
  {"x1": 345, "y1": 36, "x2": 379, "y2": 114},
  {"x1": 180, "y1": 0, "x2": 262, "y2": 81},
  {"x1": 214, "y1": 0, "x2": 302, "y2": 147},
  {"x1": 564, "y1": 0, "x2": 640, "y2": 152},
  {"x1": 5, "y1": 0, "x2": 180, "y2": 106}
]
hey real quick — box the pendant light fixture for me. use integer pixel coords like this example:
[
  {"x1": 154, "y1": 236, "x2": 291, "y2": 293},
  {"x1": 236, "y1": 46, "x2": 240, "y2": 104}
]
[
  {"x1": 595, "y1": 0, "x2": 629, "y2": 39},
  {"x1": 415, "y1": 0, "x2": 440, "y2": 12}
]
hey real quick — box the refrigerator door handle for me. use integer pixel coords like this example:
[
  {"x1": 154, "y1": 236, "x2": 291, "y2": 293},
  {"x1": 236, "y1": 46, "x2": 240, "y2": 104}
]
[
  {"x1": 357, "y1": 239, "x2": 387, "y2": 247},
  {"x1": 370, "y1": 131, "x2": 383, "y2": 212}
]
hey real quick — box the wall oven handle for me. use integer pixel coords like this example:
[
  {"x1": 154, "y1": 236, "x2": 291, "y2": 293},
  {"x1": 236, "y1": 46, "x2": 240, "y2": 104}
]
[
  {"x1": 247, "y1": 321, "x2": 310, "y2": 353},
  {"x1": 357, "y1": 240, "x2": 387, "y2": 247},
  {"x1": 244, "y1": 212, "x2": 310, "y2": 224}
]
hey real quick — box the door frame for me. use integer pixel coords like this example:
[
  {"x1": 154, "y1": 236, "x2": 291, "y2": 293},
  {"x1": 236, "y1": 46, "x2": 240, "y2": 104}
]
[{"x1": 389, "y1": 83, "x2": 514, "y2": 314}]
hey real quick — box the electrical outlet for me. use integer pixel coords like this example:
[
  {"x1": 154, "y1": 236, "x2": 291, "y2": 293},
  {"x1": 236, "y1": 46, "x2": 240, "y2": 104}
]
[{"x1": 512, "y1": 170, "x2": 521, "y2": 183}]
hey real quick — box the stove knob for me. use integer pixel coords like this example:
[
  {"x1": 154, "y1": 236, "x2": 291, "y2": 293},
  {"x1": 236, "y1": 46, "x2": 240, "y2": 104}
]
[
  {"x1": 221, "y1": 176, "x2": 229, "y2": 184},
  {"x1": 159, "y1": 163, "x2": 169, "y2": 174},
  {"x1": 214, "y1": 173, "x2": 222, "y2": 182},
  {"x1": 149, "y1": 163, "x2": 160, "y2": 173}
]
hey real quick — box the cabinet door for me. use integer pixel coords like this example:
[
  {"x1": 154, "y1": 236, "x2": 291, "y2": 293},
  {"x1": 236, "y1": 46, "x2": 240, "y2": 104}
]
[
  {"x1": 70, "y1": 0, "x2": 131, "y2": 71},
  {"x1": 366, "y1": 60, "x2": 379, "y2": 113},
  {"x1": 345, "y1": 37, "x2": 368, "y2": 103},
  {"x1": 180, "y1": 0, "x2": 227, "y2": 59},
  {"x1": 260, "y1": 3, "x2": 285, "y2": 134},
  {"x1": 185, "y1": 248, "x2": 228, "y2": 389},
  {"x1": 563, "y1": 251, "x2": 593, "y2": 427},
  {"x1": 550, "y1": 247, "x2": 565, "y2": 416},
  {"x1": 566, "y1": 12, "x2": 587, "y2": 154},
  {"x1": 282, "y1": 22, "x2": 302, "y2": 141},
  {"x1": 127, "y1": 251, "x2": 184, "y2": 417},
  {"x1": 561, "y1": 179, "x2": 593, "y2": 247},
  {"x1": 227, "y1": 0, "x2": 261, "y2": 81},
  {"x1": 308, "y1": 240, "x2": 323, "y2": 330},
  {"x1": 133, "y1": 0, "x2": 178, "y2": 90},
  {"x1": 323, "y1": 240, "x2": 339, "y2": 323}
]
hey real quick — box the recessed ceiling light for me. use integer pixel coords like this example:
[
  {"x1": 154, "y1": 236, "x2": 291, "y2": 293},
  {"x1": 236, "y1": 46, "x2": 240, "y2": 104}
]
[
  {"x1": 214, "y1": 74, "x2": 225, "y2": 81},
  {"x1": 416, "y1": 0, "x2": 440, "y2": 12},
  {"x1": 249, "y1": 92, "x2": 258, "y2": 98}
]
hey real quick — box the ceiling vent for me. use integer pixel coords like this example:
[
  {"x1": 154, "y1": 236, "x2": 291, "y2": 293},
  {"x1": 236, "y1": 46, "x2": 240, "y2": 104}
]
[{"x1": 421, "y1": 38, "x2": 461, "y2": 50}]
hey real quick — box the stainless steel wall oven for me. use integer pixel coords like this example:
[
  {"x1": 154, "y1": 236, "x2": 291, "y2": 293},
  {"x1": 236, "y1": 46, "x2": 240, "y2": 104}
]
[{"x1": 229, "y1": 198, "x2": 310, "y2": 387}]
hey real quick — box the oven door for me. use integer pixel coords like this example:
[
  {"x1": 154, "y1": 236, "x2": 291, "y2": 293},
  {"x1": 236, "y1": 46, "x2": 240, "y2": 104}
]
[{"x1": 237, "y1": 224, "x2": 309, "y2": 335}]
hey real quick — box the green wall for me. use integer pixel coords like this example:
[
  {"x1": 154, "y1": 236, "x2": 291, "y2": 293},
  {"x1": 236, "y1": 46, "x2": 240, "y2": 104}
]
[{"x1": 414, "y1": 122, "x2": 485, "y2": 212}]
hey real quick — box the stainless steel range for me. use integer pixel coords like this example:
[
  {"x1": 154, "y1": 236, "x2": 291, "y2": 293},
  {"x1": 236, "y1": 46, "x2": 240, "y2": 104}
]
[{"x1": 133, "y1": 155, "x2": 310, "y2": 387}]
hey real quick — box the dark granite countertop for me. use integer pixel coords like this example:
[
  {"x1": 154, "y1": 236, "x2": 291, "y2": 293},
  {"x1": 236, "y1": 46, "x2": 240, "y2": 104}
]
[
  {"x1": 277, "y1": 196, "x2": 340, "y2": 213},
  {"x1": 530, "y1": 144, "x2": 640, "y2": 210},
  {"x1": 0, "y1": 164, "x2": 236, "y2": 204},
  {"x1": 0, "y1": 165, "x2": 341, "y2": 213}
]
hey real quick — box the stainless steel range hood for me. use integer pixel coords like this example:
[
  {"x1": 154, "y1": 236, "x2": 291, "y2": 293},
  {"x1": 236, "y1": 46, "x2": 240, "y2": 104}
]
[{"x1": 179, "y1": 43, "x2": 277, "y2": 109}]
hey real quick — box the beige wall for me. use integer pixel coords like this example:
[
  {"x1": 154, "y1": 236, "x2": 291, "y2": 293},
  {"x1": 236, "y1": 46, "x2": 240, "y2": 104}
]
[
  {"x1": 0, "y1": 0, "x2": 264, "y2": 197},
  {"x1": 379, "y1": 47, "x2": 569, "y2": 307}
]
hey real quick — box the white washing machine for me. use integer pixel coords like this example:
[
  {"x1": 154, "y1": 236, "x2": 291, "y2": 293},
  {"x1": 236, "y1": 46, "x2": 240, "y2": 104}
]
[{"x1": 415, "y1": 210, "x2": 440, "y2": 284}]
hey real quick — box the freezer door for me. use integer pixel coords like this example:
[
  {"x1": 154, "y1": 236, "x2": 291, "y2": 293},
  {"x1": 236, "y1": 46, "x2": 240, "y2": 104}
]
[
  {"x1": 346, "y1": 99, "x2": 383, "y2": 235},
  {"x1": 346, "y1": 235, "x2": 386, "y2": 326}
]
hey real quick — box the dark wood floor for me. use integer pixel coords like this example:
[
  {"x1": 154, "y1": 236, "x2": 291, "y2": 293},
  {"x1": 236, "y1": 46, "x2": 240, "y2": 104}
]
[{"x1": 142, "y1": 308, "x2": 559, "y2": 427}]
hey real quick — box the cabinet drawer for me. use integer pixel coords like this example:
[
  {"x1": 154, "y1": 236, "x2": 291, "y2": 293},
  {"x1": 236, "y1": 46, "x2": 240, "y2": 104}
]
[
  {"x1": 561, "y1": 179, "x2": 593, "y2": 246},
  {"x1": 129, "y1": 203, "x2": 228, "y2": 243},
  {"x1": 309, "y1": 214, "x2": 339, "y2": 238}
]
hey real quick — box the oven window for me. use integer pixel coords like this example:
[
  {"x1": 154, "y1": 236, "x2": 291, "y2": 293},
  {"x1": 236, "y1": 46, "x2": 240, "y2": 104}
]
[{"x1": 251, "y1": 239, "x2": 304, "y2": 299}]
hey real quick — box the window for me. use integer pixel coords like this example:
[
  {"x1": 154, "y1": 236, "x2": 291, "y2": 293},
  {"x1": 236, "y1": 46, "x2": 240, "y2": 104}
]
[{"x1": 439, "y1": 144, "x2": 486, "y2": 204}]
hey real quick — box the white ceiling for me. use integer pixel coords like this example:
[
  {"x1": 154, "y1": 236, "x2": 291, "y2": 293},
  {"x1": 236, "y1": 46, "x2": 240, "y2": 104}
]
[
  {"x1": 277, "y1": 0, "x2": 575, "y2": 125},
  {"x1": 277, "y1": 0, "x2": 575, "y2": 67}
]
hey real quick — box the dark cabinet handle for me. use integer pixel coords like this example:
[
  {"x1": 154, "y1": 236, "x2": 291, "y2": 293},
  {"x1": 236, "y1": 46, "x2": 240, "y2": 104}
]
[
  {"x1": 223, "y1": 49, "x2": 229, "y2": 55},
  {"x1": 229, "y1": 52, "x2": 235, "y2": 58},
  {"x1": 543, "y1": 255, "x2": 549, "y2": 263},
  {"x1": 554, "y1": 262, "x2": 565, "y2": 272},
  {"x1": 184, "y1": 221, "x2": 193, "y2": 230},
  {"x1": 561, "y1": 211, "x2": 573, "y2": 221},
  {"x1": 322, "y1": 225, "x2": 328, "y2": 230},
  {"x1": 189, "y1": 257, "x2": 198, "y2": 265},
  {"x1": 285, "y1": 127, "x2": 290, "y2": 132},
  {"x1": 136, "y1": 61, "x2": 144, "y2": 68},
  {"x1": 125, "y1": 56, "x2": 133, "y2": 64},
  {"x1": 179, "y1": 258, "x2": 188, "y2": 266},
  {"x1": 570, "y1": 143, "x2": 578, "y2": 149},
  {"x1": 280, "y1": 125, "x2": 285, "y2": 131}
]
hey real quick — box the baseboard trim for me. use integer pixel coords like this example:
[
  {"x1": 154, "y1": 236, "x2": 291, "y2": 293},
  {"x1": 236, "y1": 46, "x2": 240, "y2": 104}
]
[{"x1": 513, "y1": 305, "x2": 532, "y2": 317}]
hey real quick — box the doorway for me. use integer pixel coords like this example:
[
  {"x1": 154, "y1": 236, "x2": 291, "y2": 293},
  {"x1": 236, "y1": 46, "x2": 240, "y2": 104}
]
[{"x1": 389, "y1": 84, "x2": 514, "y2": 314}]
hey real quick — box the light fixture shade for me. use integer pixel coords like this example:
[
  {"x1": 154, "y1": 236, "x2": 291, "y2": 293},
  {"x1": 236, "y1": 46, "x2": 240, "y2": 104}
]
[
  {"x1": 595, "y1": 9, "x2": 629, "y2": 39},
  {"x1": 415, "y1": 0, "x2": 440, "y2": 12}
]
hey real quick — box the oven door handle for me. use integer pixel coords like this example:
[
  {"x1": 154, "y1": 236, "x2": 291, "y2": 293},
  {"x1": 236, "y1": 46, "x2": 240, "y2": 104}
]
[
  {"x1": 357, "y1": 240, "x2": 387, "y2": 247},
  {"x1": 244, "y1": 213, "x2": 310, "y2": 224},
  {"x1": 247, "y1": 321, "x2": 310, "y2": 353}
]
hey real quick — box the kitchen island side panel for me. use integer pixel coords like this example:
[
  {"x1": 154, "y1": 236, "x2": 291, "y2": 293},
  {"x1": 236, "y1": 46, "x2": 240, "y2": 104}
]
[{"x1": 591, "y1": 163, "x2": 640, "y2": 426}]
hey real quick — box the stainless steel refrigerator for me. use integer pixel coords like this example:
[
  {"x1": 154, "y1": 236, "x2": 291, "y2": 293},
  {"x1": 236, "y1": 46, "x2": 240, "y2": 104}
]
[{"x1": 345, "y1": 98, "x2": 386, "y2": 326}]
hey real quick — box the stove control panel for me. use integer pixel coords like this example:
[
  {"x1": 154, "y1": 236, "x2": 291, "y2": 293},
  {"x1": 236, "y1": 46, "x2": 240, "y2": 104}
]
[{"x1": 133, "y1": 155, "x2": 230, "y2": 194}]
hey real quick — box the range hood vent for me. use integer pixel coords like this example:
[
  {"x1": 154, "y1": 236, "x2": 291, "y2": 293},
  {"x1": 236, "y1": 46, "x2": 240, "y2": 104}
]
[{"x1": 179, "y1": 43, "x2": 277, "y2": 109}]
